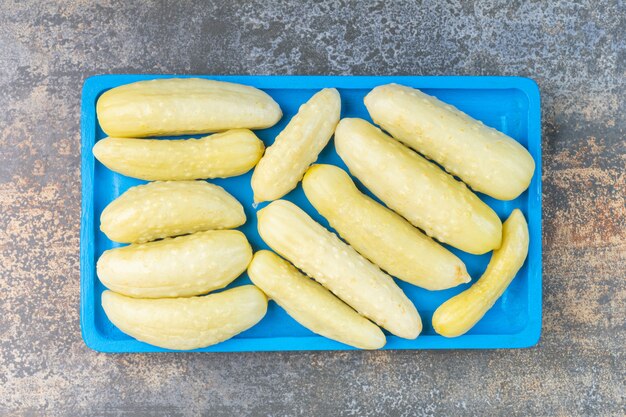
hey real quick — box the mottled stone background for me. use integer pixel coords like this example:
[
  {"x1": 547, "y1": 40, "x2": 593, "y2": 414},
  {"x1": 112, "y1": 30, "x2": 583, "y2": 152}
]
[{"x1": 0, "y1": 0, "x2": 624, "y2": 416}]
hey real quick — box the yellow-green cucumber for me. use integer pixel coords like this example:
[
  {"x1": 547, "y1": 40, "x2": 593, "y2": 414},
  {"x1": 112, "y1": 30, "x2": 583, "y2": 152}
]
[
  {"x1": 102, "y1": 286, "x2": 267, "y2": 350},
  {"x1": 365, "y1": 83, "x2": 535, "y2": 200},
  {"x1": 335, "y1": 118, "x2": 502, "y2": 255},
  {"x1": 248, "y1": 250, "x2": 386, "y2": 349},
  {"x1": 302, "y1": 164, "x2": 470, "y2": 290},
  {"x1": 257, "y1": 199, "x2": 421, "y2": 339},
  {"x1": 432, "y1": 209, "x2": 529, "y2": 337},
  {"x1": 93, "y1": 129, "x2": 264, "y2": 181},
  {"x1": 100, "y1": 180, "x2": 245, "y2": 243},
  {"x1": 251, "y1": 88, "x2": 340, "y2": 202},
  {"x1": 97, "y1": 230, "x2": 252, "y2": 298},
  {"x1": 96, "y1": 78, "x2": 282, "y2": 137}
]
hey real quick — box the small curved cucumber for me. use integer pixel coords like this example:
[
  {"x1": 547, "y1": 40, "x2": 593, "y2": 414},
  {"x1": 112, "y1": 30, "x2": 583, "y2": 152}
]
[
  {"x1": 102, "y1": 286, "x2": 267, "y2": 350},
  {"x1": 257, "y1": 200, "x2": 421, "y2": 339},
  {"x1": 365, "y1": 84, "x2": 535, "y2": 200},
  {"x1": 432, "y1": 209, "x2": 529, "y2": 337},
  {"x1": 251, "y1": 88, "x2": 341, "y2": 202},
  {"x1": 100, "y1": 181, "x2": 245, "y2": 243},
  {"x1": 93, "y1": 129, "x2": 265, "y2": 181},
  {"x1": 97, "y1": 230, "x2": 252, "y2": 298},
  {"x1": 248, "y1": 250, "x2": 386, "y2": 349},
  {"x1": 96, "y1": 78, "x2": 282, "y2": 137},
  {"x1": 335, "y1": 118, "x2": 502, "y2": 255},
  {"x1": 303, "y1": 164, "x2": 470, "y2": 290}
]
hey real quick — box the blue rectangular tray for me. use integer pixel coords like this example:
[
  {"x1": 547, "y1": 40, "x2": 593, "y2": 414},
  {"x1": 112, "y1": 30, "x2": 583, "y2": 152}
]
[{"x1": 81, "y1": 75, "x2": 542, "y2": 352}]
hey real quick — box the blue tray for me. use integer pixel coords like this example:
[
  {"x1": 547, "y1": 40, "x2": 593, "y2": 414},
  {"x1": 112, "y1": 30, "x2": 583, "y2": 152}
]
[{"x1": 81, "y1": 75, "x2": 542, "y2": 352}]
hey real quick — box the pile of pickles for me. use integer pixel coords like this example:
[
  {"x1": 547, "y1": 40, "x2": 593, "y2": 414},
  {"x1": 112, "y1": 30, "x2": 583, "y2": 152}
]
[{"x1": 94, "y1": 78, "x2": 533, "y2": 350}]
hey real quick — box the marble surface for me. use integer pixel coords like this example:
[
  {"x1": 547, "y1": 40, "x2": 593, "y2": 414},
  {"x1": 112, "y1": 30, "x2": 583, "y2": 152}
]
[{"x1": 0, "y1": 1, "x2": 624, "y2": 416}]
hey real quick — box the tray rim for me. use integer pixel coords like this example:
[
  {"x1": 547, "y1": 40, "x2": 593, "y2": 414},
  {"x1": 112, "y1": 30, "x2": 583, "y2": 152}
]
[{"x1": 80, "y1": 74, "x2": 542, "y2": 353}]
